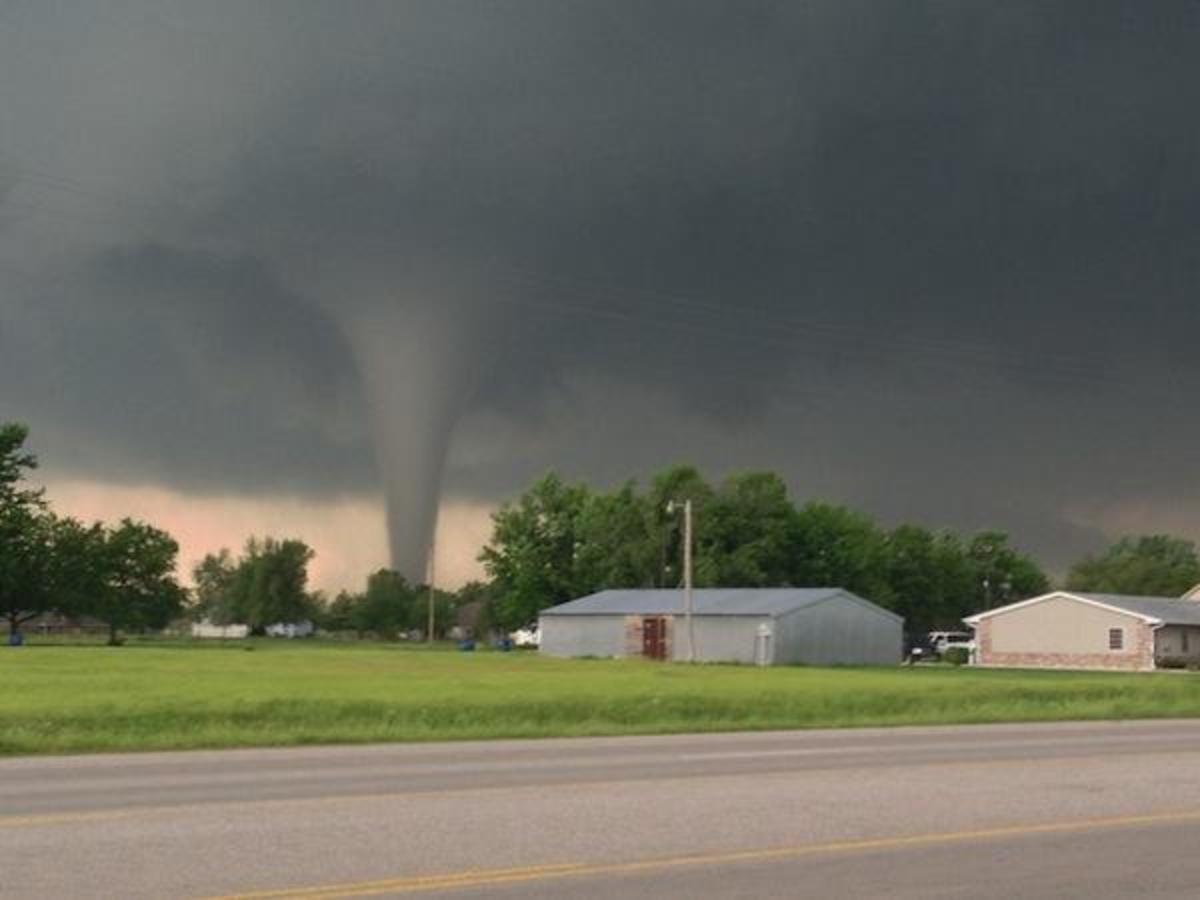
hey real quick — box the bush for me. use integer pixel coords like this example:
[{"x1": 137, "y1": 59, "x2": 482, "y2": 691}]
[{"x1": 942, "y1": 647, "x2": 969, "y2": 666}]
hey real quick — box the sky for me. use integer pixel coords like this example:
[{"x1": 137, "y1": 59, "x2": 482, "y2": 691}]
[{"x1": 3, "y1": 1, "x2": 1200, "y2": 591}]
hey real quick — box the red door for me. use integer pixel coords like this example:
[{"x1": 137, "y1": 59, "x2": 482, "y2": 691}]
[{"x1": 642, "y1": 617, "x2": 668, "y2": 660}]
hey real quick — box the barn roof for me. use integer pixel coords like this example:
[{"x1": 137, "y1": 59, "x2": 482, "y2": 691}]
[{"x1": 540, "y1": 587, "x2": 902, "y2": 622}]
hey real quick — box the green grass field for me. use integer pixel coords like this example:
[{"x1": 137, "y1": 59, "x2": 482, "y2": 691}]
[{"x1": 3, "y1": 639, "x2": 1200, "y2": 755}]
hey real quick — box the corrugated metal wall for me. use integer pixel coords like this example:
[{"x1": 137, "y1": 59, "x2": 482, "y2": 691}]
[
  {"x1": 541, "y1": 593, "x2": 902, "y2": 665},
  {"x1": 539, "y1": 615, "x2": 627, "y2": 658},
  {"x1": 773, "y1": 595, "x2": 902, "y2": 665},
  {"x1": 673, "y1": 616, "x2": 767, "y2": 664}
]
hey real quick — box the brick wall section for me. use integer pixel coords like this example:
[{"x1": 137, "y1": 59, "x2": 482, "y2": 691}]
[
  {"x1": 975, "y1": 619, "x2": 1156, "y2": 671},
  {"x1": 623, "y1": 616, "x2": 642, "y2": 656}
]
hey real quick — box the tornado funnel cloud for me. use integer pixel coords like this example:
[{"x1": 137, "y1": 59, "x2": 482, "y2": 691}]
[{"x1": 340, "y1": 302, "x2": 477, "y2": 583}]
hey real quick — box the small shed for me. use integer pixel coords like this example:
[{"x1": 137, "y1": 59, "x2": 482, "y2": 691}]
[{"x1": 539, "y1": 588, "x2": 902, "y2": 665}]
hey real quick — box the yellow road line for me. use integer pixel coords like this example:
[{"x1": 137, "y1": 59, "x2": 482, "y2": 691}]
[
  {"x1": 0, "y1": 809, "x2": 138, "y2": 829},
  {"x1": 212, "y1": 808, "x2": 1200, "y2": 899}
]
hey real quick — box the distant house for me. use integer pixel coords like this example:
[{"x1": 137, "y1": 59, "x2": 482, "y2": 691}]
[
  {"x1": 964, "y1": 590, "x2": 1200, "y2": 671},
  {"x1": 264, "y1": 620, "x2": 315, "y2": 638},
  {"x1": 191, "y1": 620, "x2": 250, "y2": 639},
  {"x1": 191, "y1": 620, "x2": 314, "y2": 639},
  {"x1": 539, "y1": 588, "x2": 903, "y2": 666}
]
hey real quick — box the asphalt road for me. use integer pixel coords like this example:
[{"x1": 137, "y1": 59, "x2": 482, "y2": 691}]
[{"x1": 6, "y1": 720, "x2": 1200, "y2": 898}]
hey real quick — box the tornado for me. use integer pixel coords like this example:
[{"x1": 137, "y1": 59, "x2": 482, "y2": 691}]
[{"x1": 334, "y1": 289, "x2": 488, "y2": 583}]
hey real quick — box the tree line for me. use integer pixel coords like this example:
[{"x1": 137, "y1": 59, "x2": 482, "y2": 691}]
[
  {"x1": 478, "y1": 470, "x2": 1200, "y2": 632},
  {"x1": 7, "y1": 420, "x2": 1200, "y2": 643},
  {"x1": 192, "y1": 544, "x2": 469, "y2": 640},
  {"x1": 1, "y1": 424, "x2": 184, "y2": 643},
  {"x1": 478, "y1": 468, "x2": 1051, "y2": 631},
  {"x1": 0, "y1": 423, "x2": 476, "y2": 642}
]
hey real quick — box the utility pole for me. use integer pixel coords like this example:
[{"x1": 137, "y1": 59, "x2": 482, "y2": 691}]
[
  {"x1": 667, "y1": 499, "x2": 696, "y2": 662},
  {"x1": 426, "y1": 539, "x2": 436, "y2": 646},
  {"x1": 683, "y1": 498, "x2": 695, "y2": 663}
]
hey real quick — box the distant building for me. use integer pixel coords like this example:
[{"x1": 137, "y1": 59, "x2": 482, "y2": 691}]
[
  {"x1": 264, "y1": 620, "x2": 315, "y2": 638},
  {"x1": 191, "y1": 620, "x2": 314, "y2": 639},
  {"x1": 191, "y1": 620, "x2": 250, "y2": 639},
  {"x1": 964, "y1": 590, "x2": 1200, "y2": 671},
  {"x1": 539, "y1": 588, "x2": 903, "y2": 666}
]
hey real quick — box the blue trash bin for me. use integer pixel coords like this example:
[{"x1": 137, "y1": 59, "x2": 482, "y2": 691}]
[{"x1": 458, "y1": 639, "x2": 476, "y2": 652}]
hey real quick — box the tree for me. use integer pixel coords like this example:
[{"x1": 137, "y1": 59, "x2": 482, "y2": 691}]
[
  {"x1": 0, "y1": 423, "x2": 55, "y2": 633},
  {"x1": 320, "y1": 590, "x2": 365, "y2": 634},
  {"x1": 480, "y1": 473, "x2": 591, "y2": 630},
  {"x1": 646, "y1": 465, "x2": 714, "y2": 588},
  {"x1": 0, "y1": 423, "x2": 41, "y2": 507},
  {"x1": 356, "y1": 569, "x2": 415, "y2": 638},
  {"x1": 89, "y1": 519, "x2": 186, "y2": 644},
  {"x1": 191, "y1": 550, "x2": 238, "y2": 623},
  {"x1": 881, "y1": 525, "x2": 973, "y2": 630},
  {"x1": 966, "y1": 531, "x2": 1048, "y2": 610},
  {"x1": 454, "y1": 580, "x2": 498, "y2": 638},
  {"x1": 573, "y1": 482, "x2": 658, "y2": 592},
  {"x1": 788, "y1": 502, "x2": 890, "y2": 599},
  {"x1": 701, "y1": 472, "x2": 796, "y2": 586},
  {"x1": 1, "y1": 508, "x2": 57, "y2": 634},
  {"x1": 1067, "y1": 535, "x2": 1200, "y2": 597},
  {"x1": 417, "y1": 583, "x2": 459, "y2": 640},
  {"x1": 0, "y1": 423, "x2": 187, "y2": 642},
  {"x1": 229, "y1": 537, "x2": 316, "y2": 632}
]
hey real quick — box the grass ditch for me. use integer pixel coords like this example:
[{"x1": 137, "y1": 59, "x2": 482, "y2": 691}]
[{"x1": 3, "y1": 641, "x2": 1200, "y2": 754}]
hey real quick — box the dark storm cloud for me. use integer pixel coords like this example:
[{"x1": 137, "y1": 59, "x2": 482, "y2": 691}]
[
  {"x1": 0, "y1": 245, "x2": 370, "y2": 493},
  {"x1": 4, "y1": 1, "x2": 1200, "y2": 573}
]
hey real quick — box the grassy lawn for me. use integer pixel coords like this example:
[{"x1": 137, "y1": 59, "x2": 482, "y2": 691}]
[{"x1": 3, "y1": 639, "x2": 1200, "y2": 755}]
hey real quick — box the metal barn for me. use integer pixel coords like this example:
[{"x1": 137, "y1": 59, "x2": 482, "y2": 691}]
[{"x1": 539, "y1": 588, "x2": 903, "y2": 666}]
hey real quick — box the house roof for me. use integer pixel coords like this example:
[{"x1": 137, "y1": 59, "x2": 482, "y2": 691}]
[
  {"x1": 1073, "y1": 593, "x2": 1200, "y2": 626},
  {"x1": 963, "y1": 591, "x2": 1200, "y2": 627},
  {"x1": 540, "y1": 587, "x2": 902, "y2": 622}
]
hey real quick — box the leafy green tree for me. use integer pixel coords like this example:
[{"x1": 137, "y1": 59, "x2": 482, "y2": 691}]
[
  {"x1": 966, "y1": 531, "x2": 1048, "y2": 610},
  {"x1": 191, "y1": 549, "x2": 238, "y2": 623},
  {"x1": 454, "y1": 580, "x2": 499, "y2": 638},
  {"x1": 320, "y1": 590, "x2": 365, "y2": 634},
  {"x1": 701, "y1": 472, "x2": 796, "y2": 586},
  {"x1": 574, "y1": 482, "x2": 658, "y2": 591},
  {"x1": 0, "y1": 423, "x2": 40, "y2": 506},
  {"x1": 229, "y1": 537, "x2": 316, "y2": 632},
  {"x1": 0, "y1": 423, "x2": 57, "y2": 633},
  {"x1": 480, "y1": 473, "x2": 591, "y2": 630},
  {"x1": 417, "y1": 584, "x2": 459, "y2": 640},
  {"x1": 788, "y1": 502, "x2": 891, "y2": 599},
  {"x1": 1, "y1": 511, "x2": 62, "y2": 634},
  {"x1": 45, "y1": 516, "x2": 109, "y2": 620},
  {"x1": 89, "y1": 519, "x2": 186, "y2": 644},
  {"x1": 647, "y1": 465, "x2": 715, "y2": 587},
  {"x1": 0, "y1": 423, "x2": 188, "y2": 641},
  {"x1": 1066, "y1": 535, "x2": 1200, "y2": 597},
  {"x1": 881, "y1": 525, "x2": 973, "y2": 629},
  {"x1": 356, "y1": 569, "x2": 415, "y2": 638}
]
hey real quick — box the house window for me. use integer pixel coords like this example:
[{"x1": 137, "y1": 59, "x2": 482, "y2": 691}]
[
  {"x1": 1108, "y1": 628, "x2": 1124, "y2": 651},
  {"x1": 1184, "y1": 630, "x2": 1191, "y2": 654}
]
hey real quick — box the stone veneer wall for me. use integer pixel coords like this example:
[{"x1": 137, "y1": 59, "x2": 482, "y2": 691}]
[{"x1": 975, "y1": 618, "x2": 1155, "y2": 671}]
